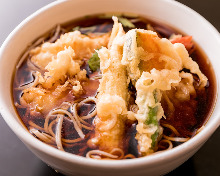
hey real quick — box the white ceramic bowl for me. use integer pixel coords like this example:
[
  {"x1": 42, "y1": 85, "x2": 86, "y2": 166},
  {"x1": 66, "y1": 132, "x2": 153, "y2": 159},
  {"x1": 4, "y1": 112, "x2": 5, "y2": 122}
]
[{"x1": 0, "y1": 0, "x2": 220, "y2": 176}]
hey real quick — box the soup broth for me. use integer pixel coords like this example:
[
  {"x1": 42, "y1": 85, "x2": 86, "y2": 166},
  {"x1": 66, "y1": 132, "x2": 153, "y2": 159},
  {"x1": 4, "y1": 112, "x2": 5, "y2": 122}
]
[{"x1": 12, "y1": 14, "x2": 216, "y2": 159}]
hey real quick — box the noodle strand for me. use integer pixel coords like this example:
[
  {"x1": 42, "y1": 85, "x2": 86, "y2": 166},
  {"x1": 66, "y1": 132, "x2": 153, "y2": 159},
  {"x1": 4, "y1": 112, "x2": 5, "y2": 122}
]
[{"x1": 56, "y1": 115, "x2": 64, "y2": 151}]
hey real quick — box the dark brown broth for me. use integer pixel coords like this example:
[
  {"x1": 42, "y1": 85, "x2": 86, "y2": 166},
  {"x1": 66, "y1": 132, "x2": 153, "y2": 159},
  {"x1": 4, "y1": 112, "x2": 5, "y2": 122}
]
[{"x1": 12, "y1": 14, "x2": 216, "y2": 157}]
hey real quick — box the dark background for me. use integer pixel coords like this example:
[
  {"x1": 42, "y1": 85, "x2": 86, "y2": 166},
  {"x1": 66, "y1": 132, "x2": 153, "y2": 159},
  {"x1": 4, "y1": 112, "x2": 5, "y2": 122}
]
[{"x1": 0, "y1": 0, "x2": 219, "y2": 175}]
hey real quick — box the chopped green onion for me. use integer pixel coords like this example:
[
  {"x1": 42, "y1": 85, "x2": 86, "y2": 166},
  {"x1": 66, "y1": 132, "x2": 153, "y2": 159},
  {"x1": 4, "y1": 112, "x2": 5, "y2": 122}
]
[
  {"x1": 145, "y1": 106, "x2": 159, "y2": 148},
  {"x1": 153, "y1": 89, "x2": 158, "y2": 103},
  {"x1": 98, "y1": 14, "x2": 135, "y2": 28},
  {"x1": 98, "y1": 13, "x2": 122, "y2": 19},
  {"x1": 118, "y1": 17, "x2": 135, "y2": 28},
  {"x1": 80, "y1": 26, "x2": 96, "y2": 33},
  {"x1": 145, "y1": 90, "x2": 160, "y2": 148},
  {"x1": 151, "y1": 131, "x2": 159, "y2": 147},
  {"x1": 88, "y1": 51, "x2": 100, "y2": 72},
  {"x1": 72, "y1": 26, "x2": 80, "y2": 31},
  {"x1": 122, "y1": 13, "x2": 139, "y2": 18},
  {"x1": 72, "y1": 26, "x2": 97, "y2": 34},
  {"x1": 146, "y1": 106, "x2": 158, "y2": 126}
]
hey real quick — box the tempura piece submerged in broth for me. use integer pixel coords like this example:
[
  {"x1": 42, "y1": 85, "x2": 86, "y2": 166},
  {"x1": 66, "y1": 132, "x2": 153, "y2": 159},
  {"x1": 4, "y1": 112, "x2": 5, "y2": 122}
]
[
  {"x1": 88, "y1": 17, "x2": 128, "y2": 154},
  {"x1": 122, "y1": 29, "x2": 207, "y2": 155}
]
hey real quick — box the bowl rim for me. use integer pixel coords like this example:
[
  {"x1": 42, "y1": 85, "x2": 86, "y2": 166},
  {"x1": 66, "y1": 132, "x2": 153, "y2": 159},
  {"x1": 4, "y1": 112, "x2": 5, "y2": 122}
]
[{"x1": 0, "y1": 0, "x2": 220, "y2": 170}]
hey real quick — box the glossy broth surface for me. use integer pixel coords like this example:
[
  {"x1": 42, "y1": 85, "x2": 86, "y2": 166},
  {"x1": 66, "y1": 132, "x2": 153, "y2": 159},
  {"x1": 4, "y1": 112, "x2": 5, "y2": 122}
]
[{"x1": 12, "y1": 14, "x2": 216, "y2": 157}]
